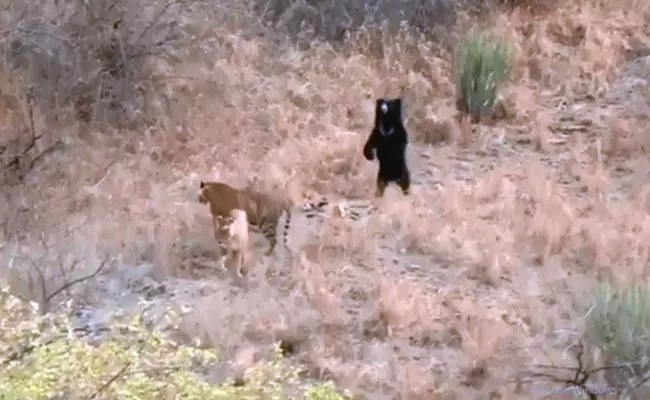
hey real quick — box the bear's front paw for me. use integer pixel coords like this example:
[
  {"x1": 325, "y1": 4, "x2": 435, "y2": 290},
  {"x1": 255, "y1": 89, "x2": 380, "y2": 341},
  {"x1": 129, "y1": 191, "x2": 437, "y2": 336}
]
[{"x1": 363, "y1": 147, "x2": 375, "y2": 161}]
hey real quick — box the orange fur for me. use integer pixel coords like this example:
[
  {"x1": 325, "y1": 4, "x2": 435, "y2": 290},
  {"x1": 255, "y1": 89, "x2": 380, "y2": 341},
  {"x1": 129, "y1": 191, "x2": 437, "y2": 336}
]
[{"x1": 198, "y1": 180, "x2": 291, "y2": 256}]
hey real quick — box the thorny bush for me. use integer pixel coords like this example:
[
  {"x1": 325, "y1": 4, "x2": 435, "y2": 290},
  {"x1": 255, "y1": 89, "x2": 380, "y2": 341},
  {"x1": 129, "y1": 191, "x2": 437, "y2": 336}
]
[{"x1": 0, "y1": 285, "x2": 351, "y2": 399}]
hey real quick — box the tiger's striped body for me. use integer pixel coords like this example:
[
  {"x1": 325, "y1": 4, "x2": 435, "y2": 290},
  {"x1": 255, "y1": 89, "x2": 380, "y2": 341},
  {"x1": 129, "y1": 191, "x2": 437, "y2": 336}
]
[
  {"x1": 199, "y1": 180, "x2": 379, "y2": 258},
  {"x1": 199, "y1": 180, "x2": 297, "y2": 256}
]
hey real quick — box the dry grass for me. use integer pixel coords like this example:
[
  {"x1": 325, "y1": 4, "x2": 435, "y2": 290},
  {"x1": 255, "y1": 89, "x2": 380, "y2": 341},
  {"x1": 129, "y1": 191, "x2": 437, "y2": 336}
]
[{"x1": 2, "y1": 0, "x2": 650, "y2": 397}]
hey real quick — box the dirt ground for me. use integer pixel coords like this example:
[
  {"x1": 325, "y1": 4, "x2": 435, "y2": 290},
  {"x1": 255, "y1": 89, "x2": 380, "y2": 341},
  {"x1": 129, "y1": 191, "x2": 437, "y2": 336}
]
[{"x1": 2, "y1": 0, "x2": 650, "y2": 398}]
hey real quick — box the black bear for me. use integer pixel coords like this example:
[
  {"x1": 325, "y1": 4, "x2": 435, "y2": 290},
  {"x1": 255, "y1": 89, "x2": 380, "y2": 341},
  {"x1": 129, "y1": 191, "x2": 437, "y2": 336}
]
[{"x1": 363, "y1": 98, "x2": 411, "y2": 198}]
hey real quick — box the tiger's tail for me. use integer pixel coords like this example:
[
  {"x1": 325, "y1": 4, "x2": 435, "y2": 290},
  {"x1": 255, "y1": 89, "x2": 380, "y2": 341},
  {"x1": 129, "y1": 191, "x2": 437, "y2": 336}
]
[{"x1": 283, "y1": 207, "x2": 292, "y2": 250}]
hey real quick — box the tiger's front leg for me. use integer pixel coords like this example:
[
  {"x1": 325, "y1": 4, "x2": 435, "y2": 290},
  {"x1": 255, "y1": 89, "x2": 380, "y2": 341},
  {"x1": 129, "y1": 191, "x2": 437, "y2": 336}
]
[{"x1": 212, "y1": 216, "x2": 230, "y2": 262}]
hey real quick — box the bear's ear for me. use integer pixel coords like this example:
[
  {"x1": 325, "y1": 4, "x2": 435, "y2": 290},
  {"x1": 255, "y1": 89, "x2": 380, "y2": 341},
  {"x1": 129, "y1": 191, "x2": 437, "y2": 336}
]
[
  {"x1": 375, "y1": 99, "x2": 386, "y2": 115},
  {"x1": 200, "y1": 180, "x2": 206, "y2": 188}
]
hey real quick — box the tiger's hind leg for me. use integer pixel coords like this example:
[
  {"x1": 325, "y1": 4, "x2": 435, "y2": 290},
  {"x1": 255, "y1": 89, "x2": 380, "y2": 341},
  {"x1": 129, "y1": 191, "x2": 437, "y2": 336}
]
[
  {"x1": 261, "y1": 210, "x2": 293, "y2": 257},
  {"x1": 265, "y1": 234, "x2": 277, "y2": 256},
  {"x1": 212, "y1": 216, "x2": 230, "y2": 259},
  {"x1": 259, "y1": 219, "x2": 278, "y2": 256}
]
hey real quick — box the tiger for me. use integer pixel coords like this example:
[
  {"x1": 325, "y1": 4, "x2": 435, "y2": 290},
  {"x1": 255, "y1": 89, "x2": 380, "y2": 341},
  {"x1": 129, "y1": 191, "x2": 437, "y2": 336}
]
[
  {"x1": 198, "y1": 180, "x2": 296, "y2": 256},
  {"x1": 198, "y1": 180, "x2": 381, "y2": 258}
]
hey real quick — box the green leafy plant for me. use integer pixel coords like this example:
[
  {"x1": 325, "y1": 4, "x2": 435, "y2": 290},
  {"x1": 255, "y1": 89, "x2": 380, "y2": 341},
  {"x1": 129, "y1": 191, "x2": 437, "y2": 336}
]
[
  {"x1": 586, "y1": 283, "x2": 650, "y2": 371},
  {"x1": 0, "y1": 285, "x2": 351, "y2": 399},
  {"x1": 455, "y1": 29, "x2": 512, "y2": 121}
]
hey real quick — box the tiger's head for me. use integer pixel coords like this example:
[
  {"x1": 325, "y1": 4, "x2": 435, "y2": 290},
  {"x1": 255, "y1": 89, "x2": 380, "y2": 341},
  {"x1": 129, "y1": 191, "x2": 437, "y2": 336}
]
[{"x1": 197, "y1": 180, "x2": 260, "y2": 221}]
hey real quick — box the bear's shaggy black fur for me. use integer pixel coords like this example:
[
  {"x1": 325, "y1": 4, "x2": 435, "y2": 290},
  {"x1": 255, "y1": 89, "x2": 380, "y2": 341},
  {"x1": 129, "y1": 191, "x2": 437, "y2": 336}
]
[{"x1": 362, "y1": 98, "x2": 411, "y2": 197}]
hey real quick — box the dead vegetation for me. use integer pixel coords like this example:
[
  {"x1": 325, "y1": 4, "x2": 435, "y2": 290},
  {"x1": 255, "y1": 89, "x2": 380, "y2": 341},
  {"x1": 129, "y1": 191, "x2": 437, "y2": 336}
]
[{"x1": 2, "y1": 0, "x2": 650, "y2": 397}]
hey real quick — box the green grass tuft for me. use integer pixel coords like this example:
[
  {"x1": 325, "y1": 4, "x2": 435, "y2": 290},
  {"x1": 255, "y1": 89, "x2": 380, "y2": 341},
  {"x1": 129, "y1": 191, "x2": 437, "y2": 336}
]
[
  {"x1": 586, "y1": 283, "x2": 650, "y2": 370},
  {"x1": 455, "y1": 29, "x2": 512, "y2": 120}
]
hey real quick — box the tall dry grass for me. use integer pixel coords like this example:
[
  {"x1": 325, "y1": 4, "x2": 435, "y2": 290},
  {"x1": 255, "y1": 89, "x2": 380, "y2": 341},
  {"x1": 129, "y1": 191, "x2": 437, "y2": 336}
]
[{"x1": 1, "y1": 0, "x2": 650, "y2": 397}]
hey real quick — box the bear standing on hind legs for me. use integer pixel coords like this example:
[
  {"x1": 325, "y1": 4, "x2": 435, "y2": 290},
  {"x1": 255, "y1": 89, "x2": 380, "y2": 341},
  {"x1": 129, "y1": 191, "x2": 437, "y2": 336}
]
[{"x1": 363, "y1": 98, "x2": 411, "y2": 198}]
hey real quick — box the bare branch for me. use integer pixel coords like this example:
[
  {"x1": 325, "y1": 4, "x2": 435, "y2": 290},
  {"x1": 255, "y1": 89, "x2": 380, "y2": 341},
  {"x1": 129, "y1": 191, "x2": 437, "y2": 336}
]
[
  {"x1": 89, "y1": 358, "x2": 134, "y2": 399},
  {"x1": 45, "y1": 260, "x2": 109, "y2": 305},
  {"x1": 2, "y1": 89, "x2": 46, "y2": 177},
  {"x1": 0, "y1": 336, "x2": 60, "y2": 370},
  {"x1": 90, "y1": 159, "x2": 119, "y2": 189},
  {"x1": 27, "y1": 259, "x2": 49, "y2": 315},
  {"x1": 88, "y1": 339, "x2": 147, "y2": 399},
  {"x1": 28, "y1": 140, "x2": 64, "y2": 170},
  {"x1": 516, "y1": 341, "x2": 604, "y2": 400},
  {"x1": 135, "y1": 0, "x2": 189, "y2": 44}
]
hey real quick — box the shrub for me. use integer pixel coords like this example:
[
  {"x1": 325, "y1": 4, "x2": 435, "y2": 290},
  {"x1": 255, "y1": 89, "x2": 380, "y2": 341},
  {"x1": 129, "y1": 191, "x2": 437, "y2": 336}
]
[
  {"x1": 0, "y1": 285, "x2": 350, "y2": 399},
  {"x1": 454, "y1": 29, "x2": 512, "y2": 121},
  {"x1": 585, "y1": 283, "x2": 650, "y2": 376},
  {"x1": 251, "y1": 0, "x2": 458, "y2": 44},
  {"x1": 0, "y1": 0, "x2": 199, "y2": 129}
]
